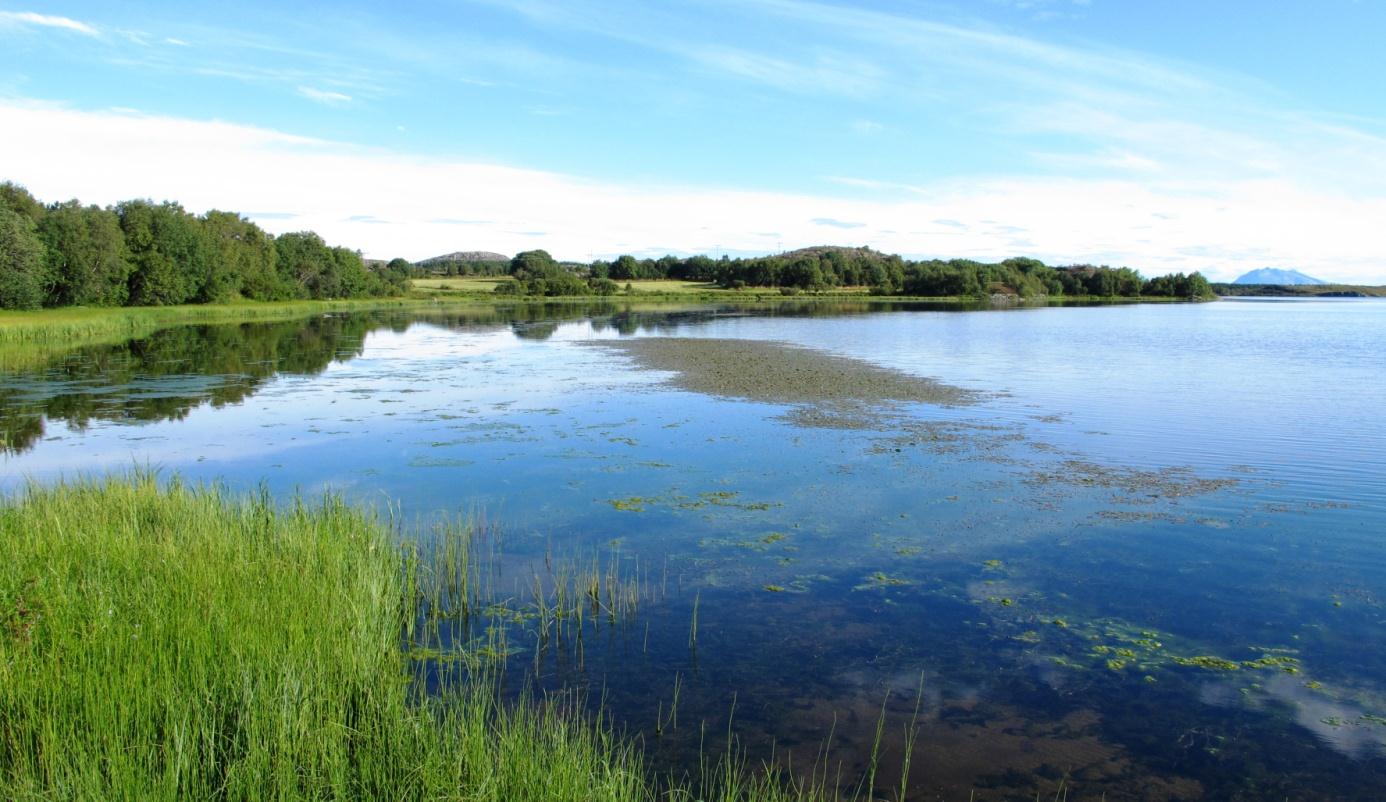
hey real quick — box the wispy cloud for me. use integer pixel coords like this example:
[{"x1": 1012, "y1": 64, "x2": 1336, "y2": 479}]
[
  {"x1": 811, "y1": 217, "x2": 866, "y2": 229},
  {"x1": 685, "y1": 45, "x2": 883, "y2": 96},
  {"x1": 0, "y1": 10, "x2": 98, "y2": 36},
  {"x1": 297, "y1": 86, "x2": 352, "y2": 105}
]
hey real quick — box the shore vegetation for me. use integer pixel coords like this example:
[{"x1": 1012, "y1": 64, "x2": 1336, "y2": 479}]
[{"x1": 0, "y1": 475, "x2": 898, "y2": 801}]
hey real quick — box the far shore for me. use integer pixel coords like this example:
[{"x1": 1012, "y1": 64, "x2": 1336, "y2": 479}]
[{"x1": 0, "y1": 281, "x2": 1213, "y2": 368}]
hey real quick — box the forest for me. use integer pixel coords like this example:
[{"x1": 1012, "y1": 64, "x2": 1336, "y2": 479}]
[
  {"x1": 0, "y1": 183, "x2": 411, "y2": 310},
  {"x1": 489, "y1": 246, "x2": 1214, "y2": 299},
  {"x1": 2, "y1": 179, "x2": 1214, "y2": 310}
]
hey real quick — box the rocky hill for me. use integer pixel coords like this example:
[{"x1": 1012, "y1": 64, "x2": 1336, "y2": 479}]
[{"x1": 417, "y1": 251, "x2": 510, "y2": 268}]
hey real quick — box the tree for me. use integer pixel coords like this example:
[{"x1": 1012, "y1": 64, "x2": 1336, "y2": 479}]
[
  {"x1": 589, "y1": 277, "x2": 619, "y2": 295},
  {"x1": 202, "y1": 211, "x2": 282, "y2": 301},
  {"x1": 0, "y1": 205, "x2": 50, "y2": 309},
  {"x1": 39, "y1": 201, "x2": 131, "y2": 306},
  {"x1": 1142, "y1": 275, "x2": 1175, "y2": 297},
  {"x1": 273, "y1": 232, "x2": 334, "y2": 299},
  {"x1": 0, "y1": 182, "x2": 43, "y2": 223},
  {"x1": 379, "y1": 258, "x2": 413, "y2": 295},
  {"x1": 782, "y1": 257, "x2": 825, "y2": 290},
  {"x1": 119, "y1": 200, "x2": 211, "y2": 306},
  {"x1": 329, "y1": 247, "x2": 374, "y2": 298},
  {"x1": 609, "y1": 254, "x2": 640, "y2": 281},
  {"x1": 509, "y1": 250, "x2": 557, "y2": 279},
  {"x1": 1184, "y1": 272, "x2": 1213, "y2": 299}
]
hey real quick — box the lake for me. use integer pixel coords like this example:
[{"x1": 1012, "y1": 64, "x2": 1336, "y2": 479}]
[{"x1": 3, "y1": 298, "x2": 1384, "y2": 799}]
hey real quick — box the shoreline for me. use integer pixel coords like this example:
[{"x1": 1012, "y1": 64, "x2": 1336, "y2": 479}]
[
  {"x1": 0, "y1": 288, "x2": 1204, "y2": 341},
  {"x1": 0, "y1": 289, "x2": 1211, "y2": 374}
]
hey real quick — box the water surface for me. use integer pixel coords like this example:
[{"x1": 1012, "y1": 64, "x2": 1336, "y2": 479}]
[{"x1": 3, "y1": 298, "x2": 1383, "y2": 800}]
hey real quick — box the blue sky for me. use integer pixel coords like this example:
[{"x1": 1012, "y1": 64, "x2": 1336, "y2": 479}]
[{"x1": 2, "y1": 1, "x2": 1384, "y2": 281}]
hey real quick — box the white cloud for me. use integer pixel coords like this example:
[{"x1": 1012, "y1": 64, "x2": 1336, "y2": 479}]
[
  {"x1": 1, "y1": 100, "x2": 1384, "y2": 283},
  {"x1": 296, "y1": 86, "x2": 353, "y2": 105},
  {"x1": 0, "y1": 10, "x2": 98, "y2": 36}
]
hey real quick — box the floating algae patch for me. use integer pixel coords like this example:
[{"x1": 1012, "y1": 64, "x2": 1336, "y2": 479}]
[
  {"x1": 408, "y1": 456, "x2": 476, "y2": 468},
  {"x1": 676, "y1": 490, "x2": 780, "y2": 512},
  {"x1": 697, "y1": 530, "x2": 796, "y2": 553},
  {"x1": 607, "y1": 489, "x2": 781, "y2": 515},
  {"x1": 867, "y1": 419, "x2": 1026, "y2": 457},
  {"x1": 608, "y1": 496, "x2": 653, "y2": 512},
  {"x1": 1026, "y1": 459, "x2": 1238, "y2": 502},
  {"x1": 779, "y1": 406, "x2": 899, "y2": 431},
  {"x1": 854, "y1": 571, "x2": 913, "y2": 591},
  {"x1": 583, "y1": 337, "x2": 976, "y2": 429},
  {"x1": 995, "y1": 608, "x2": 1312, "y2": 683}
]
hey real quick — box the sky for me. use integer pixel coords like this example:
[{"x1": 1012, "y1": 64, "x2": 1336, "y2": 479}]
[{"x1": 1, "y1": 1, "x2": 1384, "y2": 282}]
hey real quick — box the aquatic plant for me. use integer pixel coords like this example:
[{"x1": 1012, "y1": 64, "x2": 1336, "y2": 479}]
[{"x1": 854, "y1": 571, "x2": 913, "y2": 591}]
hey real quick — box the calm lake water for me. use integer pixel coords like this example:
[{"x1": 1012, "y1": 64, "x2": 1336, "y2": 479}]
[{"x1": 3, "y1": 298, "x2": 1384, "y2": 800}]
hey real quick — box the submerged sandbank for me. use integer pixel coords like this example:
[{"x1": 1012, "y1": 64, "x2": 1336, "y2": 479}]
[{"x1": 584, "y1": 337, "x2": 976, "y2": 414}]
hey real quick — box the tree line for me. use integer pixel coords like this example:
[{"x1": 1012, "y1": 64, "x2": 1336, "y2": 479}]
[
  {"x1": 490, "y1": 246, "x2": 1213, "y2": 299},
  {"x1": 0, "y1": 182, "x2": 411, "y2": 310}
]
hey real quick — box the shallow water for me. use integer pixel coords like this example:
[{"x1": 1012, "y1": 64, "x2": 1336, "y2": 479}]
[{"x1": 3, "y1": 299, "x2": 1384, "y2": 799}]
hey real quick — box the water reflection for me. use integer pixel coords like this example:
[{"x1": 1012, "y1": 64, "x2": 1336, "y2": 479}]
[
  {"x1": 0, "y1": 300, "x2": 995, "y2": 454},
  {"x1": 1, "y1": 315, "x2": 378, "y2": 453}
]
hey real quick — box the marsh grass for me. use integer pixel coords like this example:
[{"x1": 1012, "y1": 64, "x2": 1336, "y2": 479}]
[
  {"x1": 407, "y1": 517, "x2": 652, "y2": 673},
  {"x1": 0, "y1": 302, "x2": 364, "y2": 374},
  {"x1": 1, "y1": 475, "x2": 899, "y2": 801},
  {"x1": 0, "y1": 298, "x2": 505, "y2": 372},
  {"x1": 0, "y1": 299, "x2": 432, "y2": 345}
]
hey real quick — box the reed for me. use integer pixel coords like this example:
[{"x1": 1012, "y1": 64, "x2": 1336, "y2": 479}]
[{"x1": 1, "y1": 474, "x2": 869, "y2": 801}]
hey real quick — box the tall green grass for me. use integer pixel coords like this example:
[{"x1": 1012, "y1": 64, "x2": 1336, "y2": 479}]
[
  {"x1": 0, "y1": 298, "x2": 444, "y2": 346},
  {"x1": 0, "y1": 476, "x2": 873, "y2": 801}
]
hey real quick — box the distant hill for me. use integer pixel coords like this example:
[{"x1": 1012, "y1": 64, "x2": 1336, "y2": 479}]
[
  {"x1": 417, "y1": 250, "x2": 510, "y2": 267},
  {"x1": 780, "y1": 245, "x2": 891, "y2": 261},
  {"x1": 1233, "y1": 268, "x2": 1326, "y2": 285}
]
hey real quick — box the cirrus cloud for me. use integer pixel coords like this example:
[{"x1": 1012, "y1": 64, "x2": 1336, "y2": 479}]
[{"x1": 0, "y1": 10, "x2": 98, "y2": 36}]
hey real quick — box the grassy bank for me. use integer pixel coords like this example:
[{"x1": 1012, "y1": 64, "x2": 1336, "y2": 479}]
[
  {"x1": 0, "y1": 286, "x2": 1199, "y2": 347},
  {"x1": 0, "y1": 297, "x2": 453, "y2": 347},
  {"x1": 0, "y1": 476, "x2": 842, "y2": 801},
  {"x1": 0, "y1": 289, "x2": 1199, "y2": 373},
  {"x1": 407, "y1": 276, "x2": 1206, "y2": 304},
  {"x1": 0, "y1": 297, "x2": 495, "y2": 373}
]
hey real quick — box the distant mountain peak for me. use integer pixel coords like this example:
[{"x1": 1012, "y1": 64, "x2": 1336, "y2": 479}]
[{"x1": 1233, "y1": 268, "x2": 1326, "y2": 285}]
